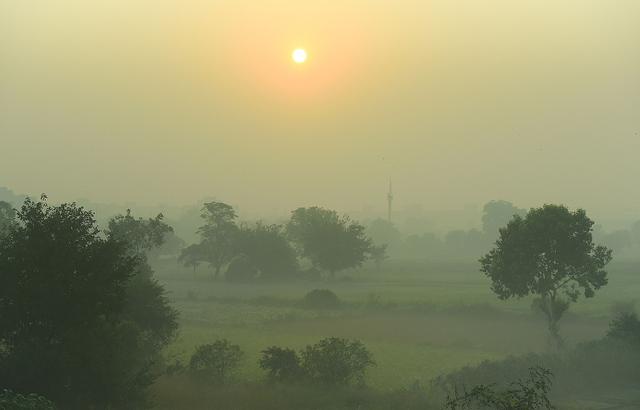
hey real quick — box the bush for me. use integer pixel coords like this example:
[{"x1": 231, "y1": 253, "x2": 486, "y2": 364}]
[
  {"x1": 302, "y1": 289, "x2": 341, "y2": 309},
  {"x1": 607, "y1": 311, "x2": 640, "y2": 345},
  {"x1": 301, "y1": 338, "x2": 375, "y2": 386},
  {"x1": 259, "y1": 347, "x2": 303, "y2": 383},
  {"x1": 0, "y1": 389, "x2": 56, "y2": 410},
  {"x1": 189, "y1": 340, "x2": 243, "y2": 383},
  {"x1": 444, "y1": 367, "x2": 554, "y2": 410}
]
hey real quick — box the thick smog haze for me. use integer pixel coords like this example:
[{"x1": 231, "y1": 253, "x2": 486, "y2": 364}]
[
  {"x1": 4, "y1": 3, "x2": 640, "y2": 409},
  {"x1": 2, "y1": 0, "x2": 639, "y2": 219}
]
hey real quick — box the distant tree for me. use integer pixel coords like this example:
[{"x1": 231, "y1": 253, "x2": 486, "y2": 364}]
[
  {"x1": 607, "y1": 312, "x2": 640, "y2": 345},
  {"x1": 366, "y1": 219, "x2": 402, "y2": 249},
  {"x1": 148, "y1": 230, "x2": 186, "y2": 261},
  {"x1": 189, "y1": 340, "x2": 243, "y2": 384},
  {"x1": 197, "y1": 202, "x2": 239, "y2": 278},
  {"x1": 234, "y1": 222, "x2": 298, "y2": 280},
  {"x1": 445, "y1": 366, "x2": 554, "y2": 410},
  {"x1": 301, "y1": 338, "x2": 375, "y2": 386},
  {"x1": 0, "y1": 196, "x2": 176, "y2": 408},
  {"x1": 259, "y1": 347, "x2": 303, "y2": 383},
  {"x1": 480, "y1": 205, "x2": 612, "y2": 348},
  {"x1": 481, "y1": 200, "x2": 526, "y2": 238},
  {"x1": 287, "y1": 207, "x2": 372, "y2": 278},
  {"x1": 369, "y1": 244, "x2": 388, "y2": 270},
  {"x1": 0, "y1": 200, "x2": 15, "y2": 239},
  {"x1": 178, "y1": 243, "x2": 207, "y2": 272}
]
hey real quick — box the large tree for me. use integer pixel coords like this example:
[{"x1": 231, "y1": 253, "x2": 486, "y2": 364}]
[
  {"x1": 0, "y1": 196, "x2": 177, "y2": 408},
  {"x1": 197, "y1": 202, "x2": 239, "y2": 278},
  {"x1": 287, "y1": 207, "x2": 372, "y2": 278},
  {"x1": 233, "y1": 222, "x2": 298, "y2": 280},
  {"x1": 480, "y1": 204, "x2": 612, "y2": 348}
]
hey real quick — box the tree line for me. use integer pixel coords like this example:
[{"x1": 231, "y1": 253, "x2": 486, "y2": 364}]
[{"x1": 178, "y1": 203, "x2": 382, "y2": 280}]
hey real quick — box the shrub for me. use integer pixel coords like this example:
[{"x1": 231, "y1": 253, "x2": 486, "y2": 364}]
[
  {"x1": 189, "y1": 340, "x2": 243, "y2": 383},
  {"x1": 301, "y1": 338, "x2": 375, "y2": 386},
  {"x1": 258, "y1": 346, "x2": 303, "y2": 383},
  {"x1": 607, "y1": 311, "x2": 640, "y2": 345},
  {"x1": 302, "y1": 289, "x2": 341, "y2": 309},
  {"x1": 0, "y1": 389, "x2": 56, "y2": 410},
  {"x1": 444, "y1": 367, "x2": 554, "y2": 410}
]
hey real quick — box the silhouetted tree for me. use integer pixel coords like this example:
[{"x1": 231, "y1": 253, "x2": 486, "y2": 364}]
[
  {"x1": 301, "y1": 337, "x2": 375, "y2": 386},
  {"x1": 369, "y1": 244, "x2": 388, "y2": 270},
  {"x1": 366, "y1": 219, "x2": 401, "y2": 250},
  {"x1": 198, "y1": 202, "x2": 239, "y2": 278},
  {"x1": 234, "y1": 222, "x2": 298, "y2": 280},
  {"x1": 0, "y1": 196, "x2": 176, "y2": 408},
  {"x1": 480, "y1": 205, "x2": 612, "y2": 348},
  {"x1": 259, "y1": 347, "x2": 303, "y2": 383},
  {"x1": 607, "y1": 312, "x2": 640, "y2": 345},
  {"x1": 107, "y1": 209, "x2": 172, "y2": 256},
  {"x1": 178, "y1": 243, "x2": 207, "y2": 272},
  {"x1": 287, "y1": 207, "x2": 372, "y2": 278},
  {"x1": 189, "y1": 340, "x2": 243, "y2": 384}
]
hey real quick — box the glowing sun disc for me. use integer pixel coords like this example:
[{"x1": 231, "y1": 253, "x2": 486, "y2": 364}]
[{"x1": 292, "y1": 48, "x2": 307, "y2": 63}]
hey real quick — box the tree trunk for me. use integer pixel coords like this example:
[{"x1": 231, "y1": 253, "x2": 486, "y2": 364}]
[{"x1": 544, "y1": 294, "x2": 565, "y2": 350}]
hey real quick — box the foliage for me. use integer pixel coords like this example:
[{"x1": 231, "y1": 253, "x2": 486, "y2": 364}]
[
  {"x1": 178, "y1": 243, "x2": 208, "y2": 272},
  {"x1": 302, "y1": 289, "x2": 341, "y2": 309},
  {"x1": 107, "y1": 209, "x2": 173, "y2": 256},
  {"x1": 197, "y1": 202, "x2": 239, "y2": 277},
  {"x1": 607, "y1": 312, "x2": 640, "y2": 345},
  {"x1": 369, "y1": 244, "x2": 388, "y2": 270},
  {"x1": 189, "y1": 340, "x2": 244, "y2": 383},
  {"x1": 287, "y1": 207, "x2": 372, "y2": 277},
  {"x1": 481, "y1": 200, "x2": 526, "y2": 237},
  {"x1": 225, "y1": 254, "x2": 258, "y2": 282},
  {"x1": 480, "y1": 204, "x2": 612, "y2": 348},
  {"x1": 234, "y1": 223, "x2": 299, "y2": 280},
  {"x1": 0, "y1": 389, "x2": 56, "y2": 410},
  {"x1": 258, "y1": 347, "x2": 303, "y2": 383},
  {"x1": 366, "y1": 219, "x2": 401, "y2": 249},
  {"x1": 0, "y1": 201, "x2": 15, "y2": 239},
  {"x1": 444, "y1": 366, "x2": 554, "y2": 410},
  {"x1": 0, "y1": 196, "x2": 177, "y2": 409},
  {"x1": 300, "y1": 338, "x2": 375, "y2": 386}
]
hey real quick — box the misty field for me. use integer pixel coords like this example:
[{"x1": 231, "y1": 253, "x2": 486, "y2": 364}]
[{"x1": 152, "y1": 259, "x2": 638, "y2": 399}]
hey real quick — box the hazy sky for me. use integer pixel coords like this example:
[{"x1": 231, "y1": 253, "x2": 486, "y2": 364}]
[{"x1": 1, "y1": 1, "x2": 639, "y2": 220}]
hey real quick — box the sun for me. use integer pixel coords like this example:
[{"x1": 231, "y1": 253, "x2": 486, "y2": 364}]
[{"x1": 292, "y1": 48, "x2": 308, "y2": 64}]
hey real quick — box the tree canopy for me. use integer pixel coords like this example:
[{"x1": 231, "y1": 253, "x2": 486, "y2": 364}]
[
  {"x1": 287, "y1": 207, "x2": 372, "y2": 277},
  {"x1": 480, "y1": 204, "x2": 612, "y2": 347},
  {"x1": 0, "y1": 197, "x2": 177, "y2": 408}
]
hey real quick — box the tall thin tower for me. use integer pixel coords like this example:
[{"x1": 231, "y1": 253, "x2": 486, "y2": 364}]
[{"x1": 387, "y1": 179, "x2": 393, "y2": 222}]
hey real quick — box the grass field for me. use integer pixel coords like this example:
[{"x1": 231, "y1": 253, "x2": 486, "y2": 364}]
[{"x1": 153, "y1": 258, "x2": 639, "y2": 396}]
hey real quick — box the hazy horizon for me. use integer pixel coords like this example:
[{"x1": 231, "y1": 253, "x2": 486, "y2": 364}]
[{"x1": 2, "y1": 0, "x2": 639, "y2": 222}]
